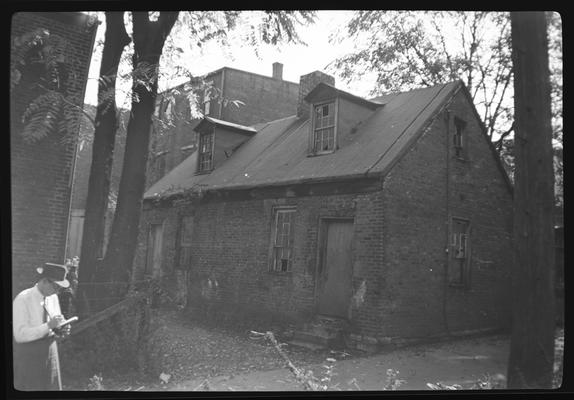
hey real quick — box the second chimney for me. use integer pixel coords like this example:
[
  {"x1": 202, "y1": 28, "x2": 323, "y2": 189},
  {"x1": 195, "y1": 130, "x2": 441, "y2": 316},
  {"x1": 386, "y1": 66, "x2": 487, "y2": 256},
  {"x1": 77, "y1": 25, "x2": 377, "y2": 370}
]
[
  {"x1": 272, "y1": 62, "x2": 283, "y2": 80},
  {"x1": 297, "y1": 71, "x2": 335, "y2": 119}
]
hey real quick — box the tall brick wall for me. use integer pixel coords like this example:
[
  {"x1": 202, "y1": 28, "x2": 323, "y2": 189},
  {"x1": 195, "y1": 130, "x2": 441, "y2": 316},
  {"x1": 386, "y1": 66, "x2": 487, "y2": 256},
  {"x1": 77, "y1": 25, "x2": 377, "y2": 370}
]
[
  {"x1": 221, "y1": 68, "x2": 299, "y2": 126},
  {"x1": 11, "y1": 12, "x2": 96, "y2": 296}
]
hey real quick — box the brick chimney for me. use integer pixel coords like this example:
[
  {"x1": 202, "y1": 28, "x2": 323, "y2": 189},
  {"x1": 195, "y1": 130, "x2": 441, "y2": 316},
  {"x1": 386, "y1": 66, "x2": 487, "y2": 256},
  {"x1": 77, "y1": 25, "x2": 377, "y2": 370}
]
[
  {"x1": 297, "y1": 71, "x2": 335, "y2": 119},
  {"x1": 272, "y1": 62, "x2": 283, "y2": 80}
]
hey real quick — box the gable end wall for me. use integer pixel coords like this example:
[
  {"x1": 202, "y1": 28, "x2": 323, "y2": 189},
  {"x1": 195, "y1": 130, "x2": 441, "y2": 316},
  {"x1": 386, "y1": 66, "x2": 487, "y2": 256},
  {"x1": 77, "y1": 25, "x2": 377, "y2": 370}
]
[{"x1": 380, "y1": 89, "x2": 513, "y2": 338}]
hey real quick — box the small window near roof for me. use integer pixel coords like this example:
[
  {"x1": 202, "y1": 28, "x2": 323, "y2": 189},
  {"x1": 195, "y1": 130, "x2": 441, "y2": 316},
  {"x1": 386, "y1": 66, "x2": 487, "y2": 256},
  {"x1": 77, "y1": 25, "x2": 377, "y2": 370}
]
[
  {"x1": 312, "y1": 102, "x2": 336, "y2": 153},
  {"x1": 198, "y1": 131, "x2": 214, "y2": 173},
  {"x1": 453, "y1": 117, "x2": 467, "y2": 159}
]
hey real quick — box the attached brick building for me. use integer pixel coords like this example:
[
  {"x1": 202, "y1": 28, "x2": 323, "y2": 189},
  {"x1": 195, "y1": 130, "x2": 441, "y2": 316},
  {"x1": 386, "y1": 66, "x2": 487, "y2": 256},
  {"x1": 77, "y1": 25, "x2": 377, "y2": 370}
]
[
  {"x1": 11, "y1": 12, "x2": 97, "y2": 296},
  {"x1": 134, "y1": 71, "x2": 513, "y2": 348}
]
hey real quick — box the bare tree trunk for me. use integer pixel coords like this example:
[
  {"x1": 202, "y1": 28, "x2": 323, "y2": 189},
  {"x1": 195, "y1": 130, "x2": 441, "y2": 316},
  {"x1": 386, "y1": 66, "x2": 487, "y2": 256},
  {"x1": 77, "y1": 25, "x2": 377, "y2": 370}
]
[
  {"x1": 78, "y1": 12, "x2": 131, "y2": 315},
  {"x1": 98, "y1": 12, "x2": 178, "y2": 309},
  {"x1": 507, "y1": 11, "x2": 556, "y2": 389}
]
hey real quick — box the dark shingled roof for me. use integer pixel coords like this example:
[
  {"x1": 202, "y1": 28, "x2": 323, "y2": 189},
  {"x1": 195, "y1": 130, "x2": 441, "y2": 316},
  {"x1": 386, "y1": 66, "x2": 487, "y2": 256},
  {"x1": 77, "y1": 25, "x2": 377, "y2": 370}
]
[{"x1": 144, "y1": 81, "x2": 461, "y2": 200}]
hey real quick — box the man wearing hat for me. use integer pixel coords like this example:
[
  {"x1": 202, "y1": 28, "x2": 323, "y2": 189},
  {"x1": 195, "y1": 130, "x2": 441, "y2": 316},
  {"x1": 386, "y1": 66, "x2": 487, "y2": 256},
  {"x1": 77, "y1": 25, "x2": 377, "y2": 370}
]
[{"x1": 13, "y1": 263, "x2": 72, "y2": 391}]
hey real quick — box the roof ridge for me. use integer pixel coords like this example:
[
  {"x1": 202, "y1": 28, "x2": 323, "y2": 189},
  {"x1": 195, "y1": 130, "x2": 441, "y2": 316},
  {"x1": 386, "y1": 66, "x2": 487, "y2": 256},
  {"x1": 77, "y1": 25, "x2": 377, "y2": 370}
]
[{"x1": 369, "y1": 80, "x2": 460, "y2": 102}]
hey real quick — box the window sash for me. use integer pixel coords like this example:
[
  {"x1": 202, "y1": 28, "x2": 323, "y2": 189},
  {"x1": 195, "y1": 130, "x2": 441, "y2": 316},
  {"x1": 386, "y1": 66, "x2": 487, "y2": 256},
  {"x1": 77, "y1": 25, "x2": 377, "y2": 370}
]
[
  {"x1": 313, "y1": 102, "x2": 336, "y2": 153},
  {"x1": 198, "y1": 132, "x2": 214, "y2": 172},
  {"x1": 272, "y1": 209, "x2": 295, "y2": 272}
]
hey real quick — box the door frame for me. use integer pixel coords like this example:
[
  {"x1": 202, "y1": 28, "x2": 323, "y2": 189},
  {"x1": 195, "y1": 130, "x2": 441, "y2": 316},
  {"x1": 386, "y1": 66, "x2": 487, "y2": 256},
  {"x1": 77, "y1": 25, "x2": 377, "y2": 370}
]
[{"x1": 313, "y1": 216, "x2": 355, "y2": 317}]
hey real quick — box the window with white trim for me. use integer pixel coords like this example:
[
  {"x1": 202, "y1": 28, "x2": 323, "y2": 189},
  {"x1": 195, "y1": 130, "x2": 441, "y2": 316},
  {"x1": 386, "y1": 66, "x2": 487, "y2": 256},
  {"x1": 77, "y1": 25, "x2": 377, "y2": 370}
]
[
  {"x1": 312, "y1": 102, "x2": 336, "y2": 153},
  {"x1": 450, "y1": 217, "x2": 471, "y2": 286},
  {"x1": 198, "y1": 130, "x2": 214, "y2": 173},
  {"x1": 270, "y1": 207, "x2": 296, "y2": 273}
]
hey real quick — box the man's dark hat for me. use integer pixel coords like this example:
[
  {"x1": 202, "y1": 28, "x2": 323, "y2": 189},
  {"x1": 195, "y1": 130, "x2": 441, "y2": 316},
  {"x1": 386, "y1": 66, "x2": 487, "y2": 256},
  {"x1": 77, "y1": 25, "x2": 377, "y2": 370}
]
[{"x1": 36, "y1": 263, "x2": 70, "y2": 288}]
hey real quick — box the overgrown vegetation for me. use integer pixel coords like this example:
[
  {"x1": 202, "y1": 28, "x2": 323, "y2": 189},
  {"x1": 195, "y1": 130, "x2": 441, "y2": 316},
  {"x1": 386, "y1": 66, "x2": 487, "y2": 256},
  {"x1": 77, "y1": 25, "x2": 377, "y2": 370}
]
[{"x1": 59, "y1": 290, "x2": 152, "y2": 389}]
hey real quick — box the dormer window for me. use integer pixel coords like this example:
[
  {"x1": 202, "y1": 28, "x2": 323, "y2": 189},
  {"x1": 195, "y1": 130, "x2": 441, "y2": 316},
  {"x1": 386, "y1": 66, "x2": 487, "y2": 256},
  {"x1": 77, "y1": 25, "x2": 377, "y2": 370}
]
[
  {"x1": 312, "y1": 101, "x2": 336, "y2": 154},
  {"x1": 198, "y1": 130, "x2": 214, "y2": 173}
]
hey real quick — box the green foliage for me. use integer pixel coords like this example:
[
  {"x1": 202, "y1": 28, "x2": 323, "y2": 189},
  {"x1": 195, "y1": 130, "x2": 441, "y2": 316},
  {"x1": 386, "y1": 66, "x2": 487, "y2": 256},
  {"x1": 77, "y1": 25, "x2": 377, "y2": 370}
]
[
  {"x1": 11, "y1": 27, "x2": 84, "y2": 144},
  {"x1": 427, "y1": 373, "x2": 506, "y2": 390},
  {"x1": 383, "y1": 368, "x2": 406, "y2": 390},
  {"x1": 330, "y1": 11, "x2": 562, "y2": 204},
  {"x1": 87, "y1": 374, "x2": 105, "y2": 390},
  {"x1": 330, "y1": 11, "x2": 514, "y2": 143}
]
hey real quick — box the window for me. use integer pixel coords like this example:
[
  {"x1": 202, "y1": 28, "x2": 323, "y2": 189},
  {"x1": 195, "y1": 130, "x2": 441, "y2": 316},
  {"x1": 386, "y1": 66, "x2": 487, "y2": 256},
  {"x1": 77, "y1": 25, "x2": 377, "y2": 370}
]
[
  {"x1": 176, "y1": 216, "x2": 194, "y2": 269},
  {"x1": 198, "y1": 131, "x2": 214, "y2": 172},
  {"x1": 453, "y1": 117, "x2": 467, "y2": 158},
  {"x1": 312, "y1": 102, "x2": 336, "y2": 153},
  {"x1": 270, "y1": 208, "x2": 296, "y2": 273},
  {"x1": 450, "y1": 218, "x2": 471, "y2": 286},
  {"x1": 154, "y1": 151, "x2": 168, "y2": 177}
]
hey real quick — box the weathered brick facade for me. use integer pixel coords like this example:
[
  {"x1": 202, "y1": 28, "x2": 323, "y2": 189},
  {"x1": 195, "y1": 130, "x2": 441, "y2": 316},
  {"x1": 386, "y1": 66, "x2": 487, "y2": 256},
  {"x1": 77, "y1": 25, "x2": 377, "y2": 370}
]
[
  {"x1": 11, "y1": 12, "x2": 97, "y2": 296},
  {"x1": 134, "y1": 85, "x2": 513, "y2": 343}
]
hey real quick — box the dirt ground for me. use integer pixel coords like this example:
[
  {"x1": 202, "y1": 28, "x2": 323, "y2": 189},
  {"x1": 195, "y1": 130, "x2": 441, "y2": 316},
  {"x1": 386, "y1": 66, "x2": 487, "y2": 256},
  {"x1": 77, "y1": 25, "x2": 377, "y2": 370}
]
[{"x1": 63, "y1": 307, "x2": 564, "y2": 391}]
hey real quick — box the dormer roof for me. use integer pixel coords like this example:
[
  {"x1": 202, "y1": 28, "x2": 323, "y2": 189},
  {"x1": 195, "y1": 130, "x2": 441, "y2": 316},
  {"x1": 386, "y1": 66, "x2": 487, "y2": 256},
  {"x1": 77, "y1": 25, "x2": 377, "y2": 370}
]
[
  {"x1": 304, "y1": 82, "x2": 383, "y2": 110},
  {"x1": 194, "y1": 116, "x2": 257, "y2": 135}
]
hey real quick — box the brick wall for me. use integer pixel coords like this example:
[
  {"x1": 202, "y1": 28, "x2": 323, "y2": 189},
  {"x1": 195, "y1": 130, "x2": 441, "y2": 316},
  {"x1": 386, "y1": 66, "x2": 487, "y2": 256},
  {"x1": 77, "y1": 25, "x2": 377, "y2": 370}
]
[
  {"x1": 135, "y1": 189, "x2": 384, "y2": 326},
  {"x1": 11, "y1": 12, "x2": 96, "y2": 296},
  {"x1": 379, "y1": 88, "x2": 513, "y2": 339},
  {"x1": 221, "y1": 68, "x2": 299, "y2": 126}
]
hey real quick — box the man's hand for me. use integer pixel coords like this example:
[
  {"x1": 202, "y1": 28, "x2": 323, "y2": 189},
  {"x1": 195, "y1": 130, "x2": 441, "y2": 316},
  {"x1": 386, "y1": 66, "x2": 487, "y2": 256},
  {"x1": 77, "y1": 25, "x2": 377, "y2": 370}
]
[
  {"x1": 54, "y1": 324, "x2": 71, "y2": 340},
  {"x1": 47, "y1": 315, "x2": 65, "y2": 330}
]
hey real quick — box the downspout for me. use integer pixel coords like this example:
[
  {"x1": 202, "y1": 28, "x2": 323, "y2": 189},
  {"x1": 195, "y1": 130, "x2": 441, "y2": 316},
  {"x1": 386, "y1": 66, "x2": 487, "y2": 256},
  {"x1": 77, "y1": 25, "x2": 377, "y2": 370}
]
[{"x1": 443, "y1": 108, "x2": 451, "y2": 336}]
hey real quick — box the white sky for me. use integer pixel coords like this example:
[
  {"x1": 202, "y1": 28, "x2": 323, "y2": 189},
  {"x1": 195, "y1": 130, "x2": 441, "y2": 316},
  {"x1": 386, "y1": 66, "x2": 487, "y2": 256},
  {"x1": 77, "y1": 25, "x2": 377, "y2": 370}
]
[{"x1": 84, "y1": 11, "x2": 372, "y2": 107}]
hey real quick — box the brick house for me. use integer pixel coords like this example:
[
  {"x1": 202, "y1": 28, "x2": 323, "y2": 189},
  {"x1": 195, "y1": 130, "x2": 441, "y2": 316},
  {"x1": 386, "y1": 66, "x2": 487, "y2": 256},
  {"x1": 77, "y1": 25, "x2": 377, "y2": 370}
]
[
  {"x1": 134, "y1": 71, "x2": 513, "y2": 348},
  {"x1": 10, "y1": 12, "x2": 98, "y2": 296}
]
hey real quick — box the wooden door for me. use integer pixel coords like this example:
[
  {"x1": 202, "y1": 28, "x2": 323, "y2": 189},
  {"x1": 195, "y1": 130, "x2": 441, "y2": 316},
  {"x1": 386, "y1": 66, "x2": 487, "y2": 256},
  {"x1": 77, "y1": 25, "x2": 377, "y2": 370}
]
[
  {"x1": 146, "y1": 223, "x2": 164, "y2": 278},
  {"x1": 317, "y1": 220, "x2": 354, "y2": 318}
]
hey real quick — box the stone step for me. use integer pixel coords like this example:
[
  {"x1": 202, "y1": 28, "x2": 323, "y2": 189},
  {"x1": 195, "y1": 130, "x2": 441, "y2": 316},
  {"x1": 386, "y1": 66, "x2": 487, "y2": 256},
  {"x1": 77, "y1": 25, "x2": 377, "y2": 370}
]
[
  {"x1": 286, "y1": 339, "x2": 326, "y2": 351},
  {"x1": 292, "y1": 329, "x2": 345, "y2": 349}
]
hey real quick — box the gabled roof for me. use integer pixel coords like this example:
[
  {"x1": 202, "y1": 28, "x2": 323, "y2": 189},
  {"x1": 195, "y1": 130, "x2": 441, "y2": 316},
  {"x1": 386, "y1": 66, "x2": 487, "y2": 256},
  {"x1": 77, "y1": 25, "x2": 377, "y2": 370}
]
[{"x1": 144, "y1": 81, "x2": 462, "y2": 200}]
